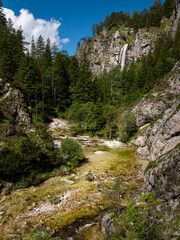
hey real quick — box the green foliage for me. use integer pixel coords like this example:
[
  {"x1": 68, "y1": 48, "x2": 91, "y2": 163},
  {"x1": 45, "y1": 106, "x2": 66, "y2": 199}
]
[
  {"x1": 67, "y1": 102, "x2": 93, "y2": 129},
  {"x1": 104, "y1": 192, "x2": 164, "y2": 240},
  {"x1": 126, "y1": 192, "x2": 162, "y2": 240},
  {"x1": 0, "y1": 133, "x2": 52, "y2": 176},
  {"x1": 162, "y1": 0, "x2": 176, "y2": 19},
  {"x1": 119, "y1": 112, "x2": 137, "y2": 143},
  {"x1": 49, "y1": 195, "x2": 60, "y2": 204},
  {"x1": 55, "y1": 137, "x2": 84, "y2": 168},
  {"x1": 18, "y1": 228, "x2": 59, "y2": 240},
  {"x1": 92, "y1": 0, "x2": 175, "y2": 36},
  {"x1": 103, "y1": 177, "x2": 123, "y2": 209}
]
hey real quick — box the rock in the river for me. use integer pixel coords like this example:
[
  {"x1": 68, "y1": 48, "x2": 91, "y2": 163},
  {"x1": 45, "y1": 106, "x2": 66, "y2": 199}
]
[{"x1": 85, "y1": 172, "x2": 95, "y2": 182}]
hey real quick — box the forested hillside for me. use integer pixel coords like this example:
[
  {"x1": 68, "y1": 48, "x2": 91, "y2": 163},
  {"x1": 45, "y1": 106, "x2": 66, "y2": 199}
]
[{"x1": 91, "y1": 0, "x2": 175, "y2": 36}]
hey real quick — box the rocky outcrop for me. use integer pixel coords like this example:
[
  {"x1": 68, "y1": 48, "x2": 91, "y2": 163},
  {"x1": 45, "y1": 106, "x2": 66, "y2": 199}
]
[
  {"x1": 133, "y1": 99, "x2": 180, "y2": 161},
  {"x1": 173, "y1": 0, "x2": 180, "y2": 34},
  {"x1": 0, "y1": 78, "x2": 31, "y2": 132},
  {"x1": 144, "y1": 143, "x2": 180, "y2": 202},
  {"x1": 127, "y1": 28, "x2": 159, "y2": 63},
  {"x1": 132, "y1": 62, "x2": 180, "y2": 128},
  {"x1": 76, "y1": 27, "x2": 160, "y2": 75}
]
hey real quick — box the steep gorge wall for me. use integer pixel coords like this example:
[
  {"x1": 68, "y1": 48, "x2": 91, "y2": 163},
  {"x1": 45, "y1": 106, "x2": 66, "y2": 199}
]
[
  {"x1": 76, "y1": 0, "x2": 180, "y2": 76},
  {"x1": 130, "y1": 62, "x2": 180, "y2": 206},
  {"x1": 76, "y1": 27, "x2": 160, "y2": 75}
]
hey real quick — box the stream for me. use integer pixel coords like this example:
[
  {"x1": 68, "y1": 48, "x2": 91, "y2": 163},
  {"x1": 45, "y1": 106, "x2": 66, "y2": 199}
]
[{"x1": 0, "y1": 118, "x2": 148, "y2": 240}]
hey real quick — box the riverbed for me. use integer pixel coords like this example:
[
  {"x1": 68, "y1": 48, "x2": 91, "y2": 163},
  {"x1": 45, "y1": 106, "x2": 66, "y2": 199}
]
[{"x1": 0, "y1": 119, "x2": 148, "y2": 240}]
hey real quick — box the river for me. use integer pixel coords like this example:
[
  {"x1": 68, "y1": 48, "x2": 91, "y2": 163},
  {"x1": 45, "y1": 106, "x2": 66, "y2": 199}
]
[{"x1": 0, "y1": 118, "x2": 148, "y2": 240}]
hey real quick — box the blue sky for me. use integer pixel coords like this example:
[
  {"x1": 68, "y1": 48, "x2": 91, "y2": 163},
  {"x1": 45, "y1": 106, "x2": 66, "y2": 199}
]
[{"x1": 3, "y1": 0, "x2": 165, "y2": 55}]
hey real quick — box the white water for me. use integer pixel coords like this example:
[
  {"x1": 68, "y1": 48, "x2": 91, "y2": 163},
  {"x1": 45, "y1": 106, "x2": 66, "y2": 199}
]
[
  {"x1": 103, "y1": 140, "x2": 122, "y2": 148},
  {"x1": 77, "y1": 223, "x2": 99, "y2": 233},
  {"x1": 119, "y1": 44, "x2": 128, "y2": 70}
]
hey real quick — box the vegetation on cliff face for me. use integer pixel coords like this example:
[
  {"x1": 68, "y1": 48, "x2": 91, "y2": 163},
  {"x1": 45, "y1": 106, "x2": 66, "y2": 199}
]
[{"x1": 91, "y1": 0, "x2": 176, "y2": 36}]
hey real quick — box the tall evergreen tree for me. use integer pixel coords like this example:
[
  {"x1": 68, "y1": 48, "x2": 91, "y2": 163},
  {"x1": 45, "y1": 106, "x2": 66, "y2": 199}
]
[{"x1": 53, "y1": 52, "x2": 69, "y2": 110}]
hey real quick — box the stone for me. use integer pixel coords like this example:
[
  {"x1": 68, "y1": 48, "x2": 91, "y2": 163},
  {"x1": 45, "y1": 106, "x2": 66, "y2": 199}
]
[
  {"x1": 101, "y1": 213, "x2": 115, "y2": 235},
  {"x1": 85, "y1": 173, "x2": 94, "y2": 181},
  {"x1": 0, "y1": 211, "x2": 5, "y2": 215}
]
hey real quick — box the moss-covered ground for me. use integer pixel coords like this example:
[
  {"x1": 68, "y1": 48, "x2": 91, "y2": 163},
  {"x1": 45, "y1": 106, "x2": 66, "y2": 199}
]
[{"x1": 0, "y1": 122, "x2": 148, "y2": 239}]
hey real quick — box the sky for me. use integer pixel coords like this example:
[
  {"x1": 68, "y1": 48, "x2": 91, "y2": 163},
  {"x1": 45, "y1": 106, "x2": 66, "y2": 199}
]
[{"x1": 3, "y1": 0, "x2": 165, "y2": 56}]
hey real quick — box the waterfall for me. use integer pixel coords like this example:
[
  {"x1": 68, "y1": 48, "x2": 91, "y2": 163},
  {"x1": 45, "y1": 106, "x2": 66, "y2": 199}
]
[{"x1": 119, "y1": 44, "x2": 128, "y2": 70}]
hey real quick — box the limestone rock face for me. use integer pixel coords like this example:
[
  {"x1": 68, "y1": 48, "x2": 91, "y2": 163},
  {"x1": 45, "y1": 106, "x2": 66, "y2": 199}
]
[
  {"x1": 0, "y1": 78, "x2": 31, "y2": 131},
  {"x1": 133, "y1": 99, "x2": 180, "y2": 161},
  {"x1": 127, "y1": 28, "x2": 159, "y2": 63},
  {"x1": 144, "y1": 143, "x2": 180, "y2": 201},
  {"x1": 76, "y1": 28, "x2": 160, "y2": 76},
  {"x1": 173, "y1": 0, "x2": 180, "y2": 34},
  {"x1": 132, "y1": 62, "x2": 180, "y2": 128}
]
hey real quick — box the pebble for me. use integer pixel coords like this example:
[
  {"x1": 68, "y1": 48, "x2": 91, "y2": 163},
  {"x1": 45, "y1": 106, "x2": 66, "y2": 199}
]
[{"x1": 0, "y1": 211, "x2": 5, "y2": 215}]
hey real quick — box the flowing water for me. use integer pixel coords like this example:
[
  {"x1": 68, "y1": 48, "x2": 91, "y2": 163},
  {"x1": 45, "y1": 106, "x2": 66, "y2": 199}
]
[{"x1": 119, "y1": 44, "x2": 128, "y2": 70}]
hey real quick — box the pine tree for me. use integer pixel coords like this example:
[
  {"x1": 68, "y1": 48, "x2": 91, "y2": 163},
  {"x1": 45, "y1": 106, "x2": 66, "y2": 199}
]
[
  {"x1": 53, "y1": 52, "x2": 69, "y2": 110},
  {"x1": 30, "y1": 36, "x2": 36, "y2": 58},
  {"x1": 36, "y1": 35, "x2": 45, "y2": 61},
  {"x1": 162, "y1": 0, "x2": 176, "y2": 19},
  {"x1": 0, "y1": 0, "x2": 6, "y2": 29}
]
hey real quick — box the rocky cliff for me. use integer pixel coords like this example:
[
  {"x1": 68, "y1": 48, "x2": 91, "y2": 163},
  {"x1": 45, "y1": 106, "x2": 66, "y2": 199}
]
[
  {"x1": 0, "y1": 78, "x2": 31, "y2": 135},
  {"x1": 76, "y1": 0, "x2": 180, "y2": 76},
  {"x1": 131, "y1": 61, "x2": 180, "y2": 160},
  {"x1": 144, "y1": 143, "x2": 180, "y2": 201},
  {"x1": 76, "y1": 27, "x2": 161, "y2": 75},
  {"x1": 173, "y1": 0, "x2": 180, "y2": 34},
  {"x1": 130, "y1": 61, "x2": 180, "y2": 211},
  {"x1": 133, "y1": 98, "x2": 180, "y2": 161},
  {"x1": 132, "y1": 62, "x2": 180, "y2": 128}
]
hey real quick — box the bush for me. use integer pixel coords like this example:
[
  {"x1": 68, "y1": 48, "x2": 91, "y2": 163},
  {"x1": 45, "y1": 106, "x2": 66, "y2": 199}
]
[
  {"x1": 118, "y1": 112, "x2": 137, "y2": 142},
  {"x1": 103, "y1": 192, "x2": 164, "y2": 240},
  {"x1": 0, "y1": 134, "x2": 53, "y2": 177},
  {"x1": 56, "y1": 137, "x2": 84, "y2": 168}
]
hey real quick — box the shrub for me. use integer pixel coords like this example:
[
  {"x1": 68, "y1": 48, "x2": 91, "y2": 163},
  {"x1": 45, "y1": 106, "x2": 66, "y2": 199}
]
[
  {"x1": 103, "y1": 192, "x2": 165, "y2": 240},
  {"x1": 0, "y1": 134, "x2": 52, "y2": 176},
  {"x1": 56, "y1": 137, "x2": 84, "y2": 168}
]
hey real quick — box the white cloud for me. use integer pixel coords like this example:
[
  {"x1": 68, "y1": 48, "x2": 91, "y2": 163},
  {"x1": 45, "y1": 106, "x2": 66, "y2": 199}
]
[
  {"x1": 3, "y1": 8, "x2": 70, "y2": 49},
  {"x1": 60, "y1": 38, "x2": 70, "y2": 44}
]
